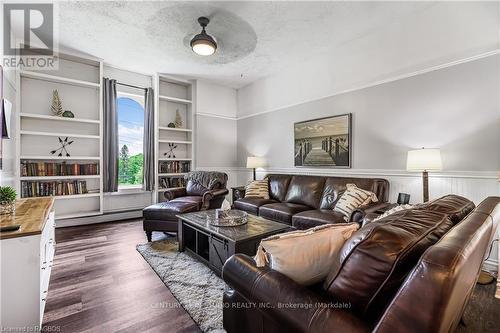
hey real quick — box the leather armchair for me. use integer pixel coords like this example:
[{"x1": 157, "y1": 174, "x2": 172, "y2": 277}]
[
  {"x1": 223, "y1": 254, "x2": 369, "y2": 333},
  {"x1": 163, "y1": 171, "x2": 229, "y2": 210}
]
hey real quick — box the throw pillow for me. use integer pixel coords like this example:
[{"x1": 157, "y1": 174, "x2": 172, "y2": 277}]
[
  {"x1": 254, "y1": 223, "x2": 359, "y2": 285},
  {"x1": 245, "y1": 179, "x2": 269, "y2": 199},
  {"x1": 334, "y1": 184, "x2": 378, "y2": 220},
  {"x1": 373, "y1": 204, "x2": 413, "y2": 222}
]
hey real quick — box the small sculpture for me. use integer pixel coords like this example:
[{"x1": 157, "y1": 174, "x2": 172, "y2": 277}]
[
  {"x1": 163, "y1": 143, "x2": 177, "y2": 158},
  {"x1": 50, "y1": 137, "x2": 73, "y2": 157},
  {"x1": 51, "y1": 90, "x2": 64, "y2": 117},
  {"x1": 174, "y1": 109, "x2": 183, "y2": 128},
  {"x1": 62, "y1": 110, "x2": 74, "y2": 118},
  {"x1": 167, "y1": 122, "x2": 176, "y2": 128}
]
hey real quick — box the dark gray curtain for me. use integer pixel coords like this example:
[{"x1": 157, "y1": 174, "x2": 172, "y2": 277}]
[
  {"x1": 143, "y1": 87, "x2": 155, "y2": 191},
  {"x1": 103, "y1": 78, "x2": 118, "y2": 192}
]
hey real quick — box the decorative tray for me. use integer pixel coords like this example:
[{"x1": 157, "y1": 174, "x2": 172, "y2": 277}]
[{"x1": 208, "y1": 209, "x2": 248, "y2": 227}]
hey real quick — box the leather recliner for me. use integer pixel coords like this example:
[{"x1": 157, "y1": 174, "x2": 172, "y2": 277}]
[{"x1": 142, "y1": 171, "x2": 229, "y2": 241}]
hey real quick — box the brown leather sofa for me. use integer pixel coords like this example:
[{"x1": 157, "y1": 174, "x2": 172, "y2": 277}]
[
  {"x1": 233, "y1": 174, "x2": 390, "y2": 228},
  {"x1": 142, "y1": 171, "x2": 228, "y2": 241},
  {"x1": 222, "y1": 195, "x2": 499, "y2": 333}
]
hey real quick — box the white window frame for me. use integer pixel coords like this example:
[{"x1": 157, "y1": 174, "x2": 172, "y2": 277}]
[{"x1": 116, "y1": 91, "x2": 145, "y2": 191}]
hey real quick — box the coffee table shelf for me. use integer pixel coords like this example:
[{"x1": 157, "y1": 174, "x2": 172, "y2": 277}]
[{"x1": 177, "y1": 210, "x2": 291, "y2": 275}]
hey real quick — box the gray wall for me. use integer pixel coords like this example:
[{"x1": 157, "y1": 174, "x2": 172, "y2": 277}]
[
  {"x1": 237, "y1": 55, "x2": 500, "y2": 172},
  {"x1": 196, "y1": 115, "x2": 237, "y2": 167}
]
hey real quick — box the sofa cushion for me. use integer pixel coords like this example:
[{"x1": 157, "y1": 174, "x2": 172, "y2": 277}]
[
  {"x1": 292, "y1": 210, "x2": 347, "y2": 230},
  {"x1": 320, "y1": 177, "x2": 389, "y2": 210},
  {"x1": 233, "y1": 197, "x2": 278, "y2": 215},
  {"x1": 267, "y1": 174, "x2": 292, "y2": 202},
  {"x1": 334, "y1": 184, "x2": 378, "y2": 220},
  {"x1": 170, "y1": 196, "x2": 204, "y2": 210},
  {"x1": 259, "y1": 202, "x2": 311, "y2": 224},
  {"x1": 143, "y1": 201, "x2": 199, "y2": 221},
  {"x1": 417, "y1": 194, "x2": 475, "y2": 224},
  {"x1": 255, "y1": 223, "x2": 359, "y2": 285},
  {"x1": 284, "y1": 176, "x2": 326, "y2": 209},
  {"x1": 324, "y1": 209, "x2": 453, "y2": 322},
  {"x1": 245, "y1": 179, "x2": 270, "y2": 199}
]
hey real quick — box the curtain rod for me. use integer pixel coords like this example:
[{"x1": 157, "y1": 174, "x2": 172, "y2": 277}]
[{"x1": 116, "y1": 81, "x2": 147, "y2": 91}]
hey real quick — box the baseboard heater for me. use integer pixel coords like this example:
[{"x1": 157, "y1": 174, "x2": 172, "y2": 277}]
[{"x1": 56, "y1": 209, "x2": 143, "y2": 228}]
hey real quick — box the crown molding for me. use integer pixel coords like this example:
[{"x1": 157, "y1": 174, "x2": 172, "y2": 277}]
[{"x1": 237, "y1": 49, "x2": 500, "y2": 121}]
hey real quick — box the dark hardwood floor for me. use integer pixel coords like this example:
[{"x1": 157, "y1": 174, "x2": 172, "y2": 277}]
[{"x1": 42, "y1": 219, "x2": 200, "y2": 333}]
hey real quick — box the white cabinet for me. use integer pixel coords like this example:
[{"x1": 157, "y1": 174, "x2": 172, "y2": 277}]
[{"x1": 1, "y1": 199, "x2": 55, "y2": 330}]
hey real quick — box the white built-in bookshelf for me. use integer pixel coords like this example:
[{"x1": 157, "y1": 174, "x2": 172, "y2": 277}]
[
  {"x1": 16, "y1": 53, "x2": 104, "y2": 220},
  {"x1": 153, "y1": 75, "x2": 195, "y2": 203}
]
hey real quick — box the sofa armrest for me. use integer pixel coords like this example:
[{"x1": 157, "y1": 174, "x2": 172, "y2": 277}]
[
  {"x1": 350, "y1": 202, "x2": 391, "y2": 223},
  {"x1": 232, "y1": 186, "x2": 246, "y2": 201},
  {"x1": 222, "y1": 254, "x2": 368, "y2": 333},
  {"x1": 163, "y1": 187, "x2": 187, "y2": 201},
  {"x1": 202, "y1": 188, "x2": 229, "y2": 210}
]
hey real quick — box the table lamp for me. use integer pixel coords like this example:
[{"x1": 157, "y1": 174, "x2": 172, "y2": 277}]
[
  {"x1": 246, "y1": 156, "x2": 266, "y2": 181},
  {"x1": 406, "y1": 148, "x2": 442, "y2": 202}
]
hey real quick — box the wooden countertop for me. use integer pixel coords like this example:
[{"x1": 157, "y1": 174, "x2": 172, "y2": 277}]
[{"x1": 0, "y1": 197, "x2": 55, "y2": 239}]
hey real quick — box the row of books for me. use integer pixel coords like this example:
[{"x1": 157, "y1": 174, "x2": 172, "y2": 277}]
[
  {"x1": 159, "y1": 177, "x2": 187, "y2": 189},
  {"x1": 21, "y1": 161, "x2": 99, "y2": 177},
  {"x1": 21, "y1": 180, "x2": 89, "y2": 198},
  {"x1": 159, "y1": 161, "x2": 191, "y2": 174}
]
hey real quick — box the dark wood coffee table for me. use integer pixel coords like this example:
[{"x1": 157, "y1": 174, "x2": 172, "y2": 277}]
[{"x1": 177, "y1": 210, "x2": 291, "y2": 275}]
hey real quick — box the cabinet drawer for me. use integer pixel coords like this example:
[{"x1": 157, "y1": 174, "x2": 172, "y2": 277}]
[{"x1": 40, "y1": 211, "x2": 55, "y2": 268}]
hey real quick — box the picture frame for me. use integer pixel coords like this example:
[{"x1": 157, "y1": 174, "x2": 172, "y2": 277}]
[{"x1": 294, "y1": 113, "x2": 352, "y2": 168}]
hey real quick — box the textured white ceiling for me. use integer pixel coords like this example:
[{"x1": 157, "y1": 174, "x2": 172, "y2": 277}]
[{"x1": 53, "y1": 1, "x2": 471, "y2": 88}]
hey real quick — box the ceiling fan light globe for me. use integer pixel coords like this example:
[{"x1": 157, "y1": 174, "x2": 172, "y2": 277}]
[{"x1": 191, "y1": 39, "x2": 217, "y2": 56}]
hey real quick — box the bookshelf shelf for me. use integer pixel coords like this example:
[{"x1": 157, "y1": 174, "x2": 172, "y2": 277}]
[
  {"x1": 20, "y1": 156, "x2": 100, "y2": 161},
  {"x1": 17, "y1": 53, "x2": 104, "y2": 221},
  {"x1": 20, "y1": 113, "x2": 100, "y2": 124},
  {"x1": 20, "y1": 70, "x2": 100, "y2": 89},
  {"x1": 20, "y1": 175, "x2": 100, "y2": 181},
  {"x1": 154, "y1": 75, "x2": 195, "y2": 202},
  {"x1": 158, "y1": 126, "x2": 192, "y2": 132},
  {"x1": 53, "y1": 193, "x2": 101, "y2": 200},
  {"x1": 158, "y1": 139, "x2": 192, "y2": 144},
  {"x1": 20, "y1": 130, "x2": 100, "y2": 139},
  {"x1": 158, "y1": 158, "x2": 193, "y2": 161},
  {"x1": 159, "y1": 95, "x2": 192, "y2": 104},
  {"x1": 158, "y1": 173, "x2": 188, "y2": 177}
]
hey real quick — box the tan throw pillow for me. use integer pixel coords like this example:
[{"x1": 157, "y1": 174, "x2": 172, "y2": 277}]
[
  {"x1": 245, "y1": 179, "x2": 269, "y2": 199},
  {"x1": 334, "y1": 184, "x2": 378, "y2": 221},
  {"x1": 254, "y1": 223, "x2": 359, "y2": 285}
]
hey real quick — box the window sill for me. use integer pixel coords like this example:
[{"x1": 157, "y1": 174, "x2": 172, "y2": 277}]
[{"x1": 105, "y1": 187, "x2": 150, "y2": 196}]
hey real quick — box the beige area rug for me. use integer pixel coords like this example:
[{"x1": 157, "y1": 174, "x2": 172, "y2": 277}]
[{"x1": 137, "y1": 238, "x2": 226, "y2": 333}]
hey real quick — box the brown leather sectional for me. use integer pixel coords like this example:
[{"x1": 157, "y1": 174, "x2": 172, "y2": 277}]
[
  {"x1": 233, "y1": 174, "x2": 390, "y2": 228},
  {"x1": 222, "y1": 195, "x2": 500, "y2": 333}
]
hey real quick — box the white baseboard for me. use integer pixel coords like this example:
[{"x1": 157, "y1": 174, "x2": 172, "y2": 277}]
[
  {"x1": 483, "y1": 259, "x2": 499, "y2": 274},
  {"x1": 56, "y1": 209, "x2": 143, "y2": 228}
]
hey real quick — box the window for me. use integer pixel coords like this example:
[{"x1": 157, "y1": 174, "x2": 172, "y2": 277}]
[{"x1": 117, "y1": 96, "x2": 144, "y2": 188}]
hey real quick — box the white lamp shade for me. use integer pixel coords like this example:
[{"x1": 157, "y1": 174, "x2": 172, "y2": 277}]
[
  {"x1": 407, "y1": 148, "x2": 442, "y2": 172},
  {"x1": 246, "y1": 156, "x2": 266, "y2": 169}
]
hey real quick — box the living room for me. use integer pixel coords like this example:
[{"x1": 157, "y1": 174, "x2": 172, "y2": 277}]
[{"x1": 0, "y1": 1, "x2": 499, "y2": 332}]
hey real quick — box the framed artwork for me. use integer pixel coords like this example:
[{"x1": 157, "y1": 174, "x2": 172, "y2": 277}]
[{"x1": 294, "y1": 113, "x2": 352, "y2": 168}]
